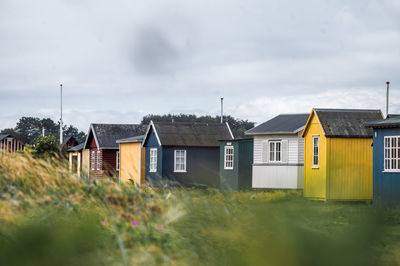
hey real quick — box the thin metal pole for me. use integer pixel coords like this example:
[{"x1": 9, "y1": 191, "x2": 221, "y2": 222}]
[
  {"x1": 60, "y1": 84, "x2": 63, "y2": 145},
  {"x1": 220, "y1": 97, "x2": 223, "y2": 124},
  {"x1": 386, "y1": 81, "x2": 390, "y2": 118}
]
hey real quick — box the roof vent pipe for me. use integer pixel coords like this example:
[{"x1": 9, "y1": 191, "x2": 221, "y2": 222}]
[
  {"x1": 220, "y1": 97, "x2": 224, "y2": 124},
  {"x1": 386, "y1": 81, "x2": 390, "y2": 118}
]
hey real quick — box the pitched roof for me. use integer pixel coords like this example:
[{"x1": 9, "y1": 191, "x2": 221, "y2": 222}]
[
  {"x1": 0, "y1": 134, "x2": 11, "y2": 141},
  {"x1": 245, "y1": 114, "x2": 310, "y2": 135},
  {"x1": 61, "y1": 136, "x2": 78, "y2": 149},
  {"x1": 304, "y1": 108, "x2": 383, "y2": 138},
  {"x1": 85, "y1": 124, "x2": 147, "y2": 149},
  {"x1": 0, "y1": 134, "x2": 22, "y2": 143},
  {"x1": 116, "y1": 135, "x2": 145, "y2": 143},
  {"x1": 146, "y1": 121, "x2": 234, "y2": 147},
  {"x1": 67, "y1": 142, "x2": 85, "y2": 152},
  {"x1": 365, "y1": 114, "x2": 400, "y2": 128}
]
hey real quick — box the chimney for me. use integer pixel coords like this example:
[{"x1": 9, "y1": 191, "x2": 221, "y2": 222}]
[
  {"x1": 386, "y1": 81, "x2": 390, "y2": 118},
  {"x1": 220, "y1": 97, "x2": 224, "y2": 124}
]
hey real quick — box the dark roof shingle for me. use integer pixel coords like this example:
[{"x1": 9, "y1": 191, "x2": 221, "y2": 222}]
[
  {"x1": 245, "y1": 114, "x2": 310, "y2": 135},
  {"x1": 67, "y1": 142, "x2": 85, "y2": 152},
  {"x1": 91, "y1": 124, "x2": 147, "y2": 148},
  {"x1": 0, "y1": 134, "x2": 11, "y2": 141},
  {"x1": 152, "y1": 122, "x2": 233, "y2": 147},
  {"x1": 313, "y1": 108, "x2": 383, "y2": 138},
  {"x1": 365, "y1": 114, "x2": 400, "y2": 128},
  {"x1": 116, "y1": 135, "x2": 145, "y2": 143}
]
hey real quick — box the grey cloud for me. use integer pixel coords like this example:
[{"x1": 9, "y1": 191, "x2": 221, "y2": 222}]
[
  {"x1": 1, "y1": 0, "x2": 400, "y2": 131},
  {"x1": 129, "y1": 26, "x2": 181, "y2": 75}
]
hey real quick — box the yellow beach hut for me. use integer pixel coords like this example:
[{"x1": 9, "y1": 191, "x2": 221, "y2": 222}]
[
  {"x1": 116, "y1": 135, "x2": 145, "y2": 185},
  {"x1": 302, "y1": 108, "x2": 383, "y2": 201}
]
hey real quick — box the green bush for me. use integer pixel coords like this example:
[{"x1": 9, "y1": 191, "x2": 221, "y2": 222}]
[{"x1": 33, "y1": 135, "x2": 60, "y2": 156}]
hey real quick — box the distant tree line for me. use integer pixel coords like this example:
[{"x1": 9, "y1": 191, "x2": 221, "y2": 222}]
[
  {"x1": 1, "y1": 114, "x2": 254, "y2": 146},
  {"x1": 141, "y1": 114, "x2": 254, "y2": 137},
  {"x1": 0, "y1": 117, "x2": 86, "y2": 145}
]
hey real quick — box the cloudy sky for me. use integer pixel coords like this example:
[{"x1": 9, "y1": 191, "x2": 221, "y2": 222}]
[{"x1": 1, "y1": 0, "x2": 400, "y2": 131}]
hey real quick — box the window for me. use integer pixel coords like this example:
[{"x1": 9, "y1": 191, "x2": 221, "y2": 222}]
[
  {"x1": 116, "y1": 151, "x2": 120, "y2": 171},
  {"x1": 97, "y1": 150, "x2": 101, "y2": 170},
  {"x1": 313, "y1": 136, "x2": 319, "y2": 167},
  {"x1": 91, "y1": 151, "x2": 95, "y2": 170},
  {"x1": 150, "y1": 148, "x2": 157, "y2": 172},
  {"x1": 269, "y1": 140, "x2": 281, "y2": 162},
  {"x1": 224, "y1": 146, "x2": 234, "y2": 169},
  {"x1": 174, "y1": 150, "x2": 186, "y2": 172},
  {"x1": 384, "y1": 136, "x2": 400, "y2": 172}
]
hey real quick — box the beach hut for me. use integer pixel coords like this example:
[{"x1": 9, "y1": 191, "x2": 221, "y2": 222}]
[
  {"x1": 142, "y1": 121, "x2": 234, "y2": 187},
  {"x1": 365, "y1": 115, "x2": 400, "y2": 206},
  {"x1": 116, "y1": 135, "x2": 145, "y2": 185},
  {"x1": 0, "y1": 134, "x2": 24, "y2": 155},
  {"x1": 302, "y1": 108, "x2": 383, "y2": 201},
  {"x1": 245, "y1": 114, "x2": 309, "y2": 189},
  {"x1": 83, "y1": 124, "x2": 146, "y2": 179},
  {"x1": 219, "y1": 138, "x2": 253, "y2": 190},
  {"x1": 67, "y1": 143, "x2": 90, "y2": 177}
]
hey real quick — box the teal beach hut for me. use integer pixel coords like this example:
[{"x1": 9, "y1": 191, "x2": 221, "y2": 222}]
[{"x1": 219, "y1": 138, "x2": 253, "y2": 190}]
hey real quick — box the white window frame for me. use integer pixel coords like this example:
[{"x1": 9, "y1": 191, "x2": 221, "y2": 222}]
[
  {"x1": 97, "y1": 150, "x2": 101, "y2": 171},
  {"x1": 224, "y1": 146, "x2": 234, "y2": 170},
  {"x1": 149, "y1": 148, "x2": 157, "y2": 172},
  {"x1": 116, "y1": 151, "x2": 120, "y2": 171},
  {"x1": 91, "y1": 151, "x2": 95, "y2": 170},
  {"x1": 269, "y1": 140, "x2": 282, "y2": 163},
  {"x1": 312, "y1": 136, "x2": 319, "y2": 168},
  {"x1": 384, "y1": 136, "x2": 400, "y2": 172},
  {"x1": 174, "y1": 150, "x2": 187, "y2": 172}
]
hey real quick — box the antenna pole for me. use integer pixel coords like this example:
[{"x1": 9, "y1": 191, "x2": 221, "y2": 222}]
[
  {"x1": 60, "y1": 84, "x2": 63, "y2": 145},
  {"x1": 386, "y1": 81, "x2": 390, "y2": 118},
  {"x1": 220, "y1": 97, "x2": 224, "y2": 124}
]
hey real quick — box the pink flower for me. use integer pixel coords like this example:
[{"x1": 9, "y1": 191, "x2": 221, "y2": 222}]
[
  {"x1": 157, "y1": 225, "x2": 163, "y2": 230},
  {"x1": 131, "y1": 221, "x2": 138, "y2": 226},
  {"x1": 102, "y1": 221, "x2": 108, "y2": 226}
]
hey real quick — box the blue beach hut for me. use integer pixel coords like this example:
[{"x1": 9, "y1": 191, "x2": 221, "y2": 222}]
[
  {"x1": 365, "y1": 115, "x2": 400, "y2": 206},
  {"x1": 142, "y1": 121, "x2": 234, "y2": 187}
]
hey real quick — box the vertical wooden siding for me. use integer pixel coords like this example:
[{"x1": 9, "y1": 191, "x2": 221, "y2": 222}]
[
  {"x1": 303, "y1": 112, "x2": 327, "y2": 199},
  {"x1": 140, "y1": 147, "x2": 146, "y2": 185},
  {"x1": 120, "y1": 142, "x2": 142, "y2": 185},
  {"x1": 102, "y1": 149, "x2": 117, "y2": 176},
  {"x1": 82, "y1": 149, "x2": 90, "y2": 177},
  {"x1": 372, "y1": 128, "x2": 400, "y2": 206},
  {"x1": 326, "y1": 138, "x2": 373, "y2": 200}
]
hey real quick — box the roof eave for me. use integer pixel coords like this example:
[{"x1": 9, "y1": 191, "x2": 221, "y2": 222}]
[
  {"x1": 246, "y1": 131, "x2": 298, "y2": 135},
  {"x1": 116, "y1": 139, "x2": 143, "y2": 144},
  {"x1": 83, "y1": 124, "x2": 101, "y2": 149},
  {"x1": 226, "y1": 122, "x2": 234, "y2": 139},
  {"x1": 325, "y1": 135, "x2": 373, "y2": 138},
  {"x1": 142, "y1": 121, "x2": 162, "y2": 147}
]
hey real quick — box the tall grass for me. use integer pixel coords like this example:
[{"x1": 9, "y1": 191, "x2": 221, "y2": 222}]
[{"x1": 0, "y1": 153, "x2": 399, "y2": 265}]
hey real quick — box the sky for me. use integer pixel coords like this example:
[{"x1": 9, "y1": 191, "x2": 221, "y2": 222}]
[{"x1": 1, "y1": 0, "x2": 400, "y2": 131}]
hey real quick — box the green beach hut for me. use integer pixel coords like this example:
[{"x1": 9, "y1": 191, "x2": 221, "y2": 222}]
[{"x1": 219, "y1": 138, "x2": 253, "y2": 190}]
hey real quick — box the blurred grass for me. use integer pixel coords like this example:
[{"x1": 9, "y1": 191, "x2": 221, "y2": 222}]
[{"x1": 1, "y1": 153, "x2": 400, "y2": 265}]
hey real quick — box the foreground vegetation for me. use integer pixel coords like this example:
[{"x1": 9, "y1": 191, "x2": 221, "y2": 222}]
[{"x1": 1, "y1": 154, "x2": 400, "y2": 265}]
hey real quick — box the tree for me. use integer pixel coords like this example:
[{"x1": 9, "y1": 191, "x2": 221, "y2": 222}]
[
  {"x1": 33, "y1": 135, "x2": 60, "y2": 156},
  {"x1": 141, "y1": 114, "x2": 254, "y2": 137},
  {"x1": 0, "y1": 128, "x2": 19, "y2": 138},
  {"x1": 63, "y1": 125, "x2": 86, "y2": 143}
]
